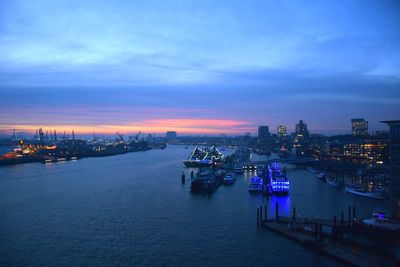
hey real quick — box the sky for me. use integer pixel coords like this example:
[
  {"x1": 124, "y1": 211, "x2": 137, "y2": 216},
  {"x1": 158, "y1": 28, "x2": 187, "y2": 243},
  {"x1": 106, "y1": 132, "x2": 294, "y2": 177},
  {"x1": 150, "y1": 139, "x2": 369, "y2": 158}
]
[{"x1": 0, "y1": 0, "x2": 399, "y2": 136}]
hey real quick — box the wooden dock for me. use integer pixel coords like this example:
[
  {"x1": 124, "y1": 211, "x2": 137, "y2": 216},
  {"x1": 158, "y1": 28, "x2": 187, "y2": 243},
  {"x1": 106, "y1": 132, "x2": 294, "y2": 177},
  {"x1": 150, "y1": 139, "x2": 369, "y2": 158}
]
[{"x1": 256, "y1": 204, "x2": 398, "y2": 267}]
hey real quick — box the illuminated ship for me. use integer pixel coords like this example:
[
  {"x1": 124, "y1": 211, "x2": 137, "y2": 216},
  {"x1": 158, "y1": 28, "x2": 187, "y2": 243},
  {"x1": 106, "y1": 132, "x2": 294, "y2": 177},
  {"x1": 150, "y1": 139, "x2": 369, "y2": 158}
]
[
  {"x1": 248, "y1": 176, "x2": 263, "y2": 192},
  {"x1": 267, "y1": 162, "x2": 289, "y2": 194},
  {"x1": 183, "y1": 145, "x2": 224, "y2": 167}
]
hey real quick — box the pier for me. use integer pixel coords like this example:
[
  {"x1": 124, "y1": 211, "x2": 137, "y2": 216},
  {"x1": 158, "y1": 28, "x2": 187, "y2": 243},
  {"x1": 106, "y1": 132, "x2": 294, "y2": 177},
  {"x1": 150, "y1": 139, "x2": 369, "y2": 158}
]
[{"x1": 256, "y1": 204, "x2": 399, "y2": 267}]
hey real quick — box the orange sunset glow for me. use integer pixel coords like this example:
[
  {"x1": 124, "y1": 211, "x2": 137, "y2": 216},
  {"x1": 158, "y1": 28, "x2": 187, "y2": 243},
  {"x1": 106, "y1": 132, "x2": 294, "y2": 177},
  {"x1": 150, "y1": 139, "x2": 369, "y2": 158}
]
[{"x1": 1, "y1": 118, "x2": 254, "y2": 135}]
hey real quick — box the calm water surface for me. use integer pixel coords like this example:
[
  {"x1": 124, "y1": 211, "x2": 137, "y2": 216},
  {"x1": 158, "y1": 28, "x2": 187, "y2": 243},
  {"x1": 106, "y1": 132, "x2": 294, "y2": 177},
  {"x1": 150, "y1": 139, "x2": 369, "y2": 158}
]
[{"x1": 0, "y1": 145, "x2": 387, "y2": 266}]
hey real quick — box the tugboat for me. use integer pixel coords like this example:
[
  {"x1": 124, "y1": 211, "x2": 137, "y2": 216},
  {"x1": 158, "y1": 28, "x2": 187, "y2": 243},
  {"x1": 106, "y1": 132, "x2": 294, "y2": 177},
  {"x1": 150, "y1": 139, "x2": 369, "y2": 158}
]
[
  {"x1": 183, "y1": 145, "x2": 224, "y2": 167},
  {"x1": 248, "y1": 176, "x2": 263, "y2": 192},
  {"x1": 267, "y1": 163, "x2": 289, "y2": 195}
]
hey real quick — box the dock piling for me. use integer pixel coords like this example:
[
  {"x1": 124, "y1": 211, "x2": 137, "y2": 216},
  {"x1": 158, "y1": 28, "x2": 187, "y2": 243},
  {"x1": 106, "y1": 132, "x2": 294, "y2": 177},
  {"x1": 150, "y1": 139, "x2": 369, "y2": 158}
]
[
  {"x1": 319, "y1": 223, "x2": 323, "y2": 243},
  {"x1": 333, "y1": 215, "x2": 337, "y2": 237},
  {"x1": 259, "y1": 206, "x2": 263, "y2": 223},
  {"x1": 257, "y1": 209, "x2": 260, "y2": 226},
  {"x1": 275, "y1": 202, "x2": 279, "y2": 222},
  {"x1": 341, "y1": 211, "x2": 344, "y2": 227},
  {"x1": 292, "y1": 206, "x2": 296, "y2": 222},
  {"x1": 264, "y1": 205, "x2": 267, "y2": 221},
  {"x1": 181, "y1": 172, "x2": 185, "y2": 184},
  {"x1": 352, "y1": 206, "x2": 356, "y2": 222},
  {"x1": 348, "y1": 206, "x2": 351, "y2": 227}
]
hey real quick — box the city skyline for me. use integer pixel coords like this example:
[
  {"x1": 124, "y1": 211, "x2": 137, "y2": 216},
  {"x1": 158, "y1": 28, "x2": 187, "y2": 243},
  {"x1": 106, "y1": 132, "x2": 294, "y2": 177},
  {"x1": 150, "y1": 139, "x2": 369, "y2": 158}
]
[
  {"x1": 1, "y1": 1, "x2": 399, "y2": 134},
  {"x1": 0, "y1": 118, "x2": 390, "y2": 137}
]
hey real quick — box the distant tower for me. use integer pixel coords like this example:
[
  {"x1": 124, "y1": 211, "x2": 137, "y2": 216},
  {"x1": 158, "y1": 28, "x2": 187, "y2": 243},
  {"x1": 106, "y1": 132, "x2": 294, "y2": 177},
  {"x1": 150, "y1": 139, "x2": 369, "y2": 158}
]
[
  {"x1": 11, "y1": 129, "x2": 16, "y2": 141},
  {"x1": 72, "y1": 130, "x2": 75, "y2": 140},
  {"x1": 351, "y1": 118, "x2": 368, "y2": 136},
  {"x1": 277, "y1": 125, "x2": 287, "y2": 137},
  {"x1": 54, "y1": 130, "x2": 57, "y2": 142},
  {"x1": 39, "y1": 128, "x2": 44, "y2": 142}
]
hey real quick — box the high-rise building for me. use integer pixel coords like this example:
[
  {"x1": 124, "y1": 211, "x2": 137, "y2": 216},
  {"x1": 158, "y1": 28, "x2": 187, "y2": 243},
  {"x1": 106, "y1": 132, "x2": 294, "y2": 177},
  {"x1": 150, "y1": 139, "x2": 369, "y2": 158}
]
[
  {"x1": 382, "y1": 120, "x2": 400, "y2": 219},
  {"x1": 277, "y1": 125, "x2": 287, "y2": 136},
  {"x1": 166, "y1": 131, "x2": 177, "y2": 142},
  {"x1": 294, "y1": 120, "x2": 310, "y2": 156},
  {"x1": 351, "y1": 118, "x2": 368, "y2": 136},
  {"x1": 258, "y1": 126, "x2": 269, "y2": 139},
  {"x1": 295, "y1": 120, "x2": 309, "y2": 137},
  {"x1": 258, "y1": 126, "x2": 270, "y2": 151}
]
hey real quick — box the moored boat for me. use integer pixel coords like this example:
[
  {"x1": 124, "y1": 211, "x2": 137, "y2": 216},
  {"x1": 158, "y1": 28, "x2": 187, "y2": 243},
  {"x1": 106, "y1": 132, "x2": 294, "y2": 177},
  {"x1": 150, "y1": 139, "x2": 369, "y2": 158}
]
[
  {"x1": 267, "y1": 163, "x2": 289, "y2": 194},
  {"x1": 248, "y1": 176, "x2": 263, "y2": 192},
  {"x1": 354, "y1": 212, "x2": 400, "y2": 239},
  {"x1": 326, "y1": 177, "x2": 341, "y2": 188},
  {"x1": 191, "y1": 169, "x2": 217, "y2": 193},
  {"x1": 307, "y1": 167, "x2": 318, "y2": 174},
  {"x1": 224, "y1": 172, "x2": 236, "y2": 185},
  {"x1": 233, "y1": 164, "x2": 243, "y2": 173},
  {"x1": 316, "y1": 171, "x2": 326, "y2": 179},
  {"x1": 345, "y1": 185, "x2": 386, "y2": 199},
  {"x1": 183, "y1": 145, "x2": 224, "y2": 167}
]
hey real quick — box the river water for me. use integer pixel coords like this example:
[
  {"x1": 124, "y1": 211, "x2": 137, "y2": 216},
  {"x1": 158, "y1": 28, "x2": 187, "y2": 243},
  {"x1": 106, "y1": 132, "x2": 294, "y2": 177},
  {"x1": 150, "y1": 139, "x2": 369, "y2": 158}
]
[{"x1": 0, "y1": 145, "x2": 387, "y2": 266}]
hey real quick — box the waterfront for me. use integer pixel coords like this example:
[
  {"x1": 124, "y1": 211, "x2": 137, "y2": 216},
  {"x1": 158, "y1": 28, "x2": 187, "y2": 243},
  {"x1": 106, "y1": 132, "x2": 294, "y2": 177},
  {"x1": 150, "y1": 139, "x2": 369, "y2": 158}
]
[{"x1": 0, "y1": 145, "x2": 387, "y2": 266}]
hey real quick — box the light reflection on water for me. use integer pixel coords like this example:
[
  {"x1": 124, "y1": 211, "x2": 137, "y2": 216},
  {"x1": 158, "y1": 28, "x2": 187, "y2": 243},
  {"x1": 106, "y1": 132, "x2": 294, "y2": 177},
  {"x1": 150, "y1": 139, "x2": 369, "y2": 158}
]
[{"x1": 0, "y1": 145, "x2": 388, "y2": 267}]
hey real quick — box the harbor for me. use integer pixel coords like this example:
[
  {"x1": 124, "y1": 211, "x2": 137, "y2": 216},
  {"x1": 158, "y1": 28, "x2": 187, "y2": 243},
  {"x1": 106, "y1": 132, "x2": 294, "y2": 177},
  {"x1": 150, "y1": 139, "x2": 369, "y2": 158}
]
[
  {"x1": 0, "y1": 144, "x2": 391, "y2": 266},
  {"x1": 257, "y1": 203, "x2": 398, "y2": 266},
  {"x1": 180, "y1": 144, "x2": 399, "y2": 265},
  {"x1": 0, "y1": 131, "x2": 166, "y2": 166}
]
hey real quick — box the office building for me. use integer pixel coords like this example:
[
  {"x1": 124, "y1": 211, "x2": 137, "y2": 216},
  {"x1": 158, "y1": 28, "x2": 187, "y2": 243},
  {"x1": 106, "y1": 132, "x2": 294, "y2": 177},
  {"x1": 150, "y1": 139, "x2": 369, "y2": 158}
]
[
  {"x1": 166, "y1": 131, "x2": 177, "y2": 142},
  {"x1": 382, "y1": 120, "x2": 400, "y2": 219},
  {"x1": 277, "y1": 125, "x2": 287, "y2": 136},
  {"x1": 258, "y1": 126, "x2": 271, "y2": 151},
  {"x1": 351, "y1": 118, "x2": 368, "y2": 136}
]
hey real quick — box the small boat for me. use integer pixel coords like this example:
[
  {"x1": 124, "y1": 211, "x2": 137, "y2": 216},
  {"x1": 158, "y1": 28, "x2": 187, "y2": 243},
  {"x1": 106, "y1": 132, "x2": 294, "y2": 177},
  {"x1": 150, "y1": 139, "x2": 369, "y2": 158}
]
[
  {"x1": 307, "y1": 167, "x2": 318, "y2": 174},
  {"x1": 224, "y1": 172, "x2": 236, "y2": 185},
  {"x1": 345, "y1": 185, "x2": 386, "y2": 199},
  {"x1": 326, "y1": 177, "x2": 341, "y2": 188},
  {"x1": 233, "y1": 164, "x2": 244, "y2": 173},
  {"x1": 256, "y1": 168, "x2": 264, "y2": 177},
  {"x1": 316, "y1": 171, "x2": 326, "y2": 179},
  {"x1": 248, "y1": 176, "x2": 263, "y2": 192},
  {"x1": 354, "y1": 212, "x2": 400, "y2": 239}
]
